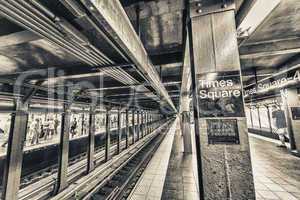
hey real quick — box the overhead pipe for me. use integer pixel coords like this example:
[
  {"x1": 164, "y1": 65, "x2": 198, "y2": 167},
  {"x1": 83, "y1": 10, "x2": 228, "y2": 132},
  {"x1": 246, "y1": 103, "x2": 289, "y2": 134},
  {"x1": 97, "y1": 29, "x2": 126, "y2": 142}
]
[
  {"x1": 0, "y1": 1, "x2": 165, "y2": 107},
  {"x1": 0, "y1": 2, "x2": 98, "y2": 66},
  {"x1": 2, "y1": 0, "x2": 109, "y2": 66}
]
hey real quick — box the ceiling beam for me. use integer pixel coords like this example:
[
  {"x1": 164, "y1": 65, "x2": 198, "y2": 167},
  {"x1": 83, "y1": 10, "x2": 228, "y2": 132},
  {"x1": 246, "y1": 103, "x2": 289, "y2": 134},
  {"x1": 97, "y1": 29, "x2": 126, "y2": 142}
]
[
  {"x1": 240, "y1": 37, "x2": 300, "y2": 59},
  {"x1": 0, "y1": 30, "x2": 40, "y2": 47},
  {"x1": 81, "y1": 0, "x2": 177, "y2": 112},
  {"x1": 240, "y1": 47, "x2": 300, "y2": 59},
  {"x1": 236, "y1": 0, "x2": 258, "y2": 28}
]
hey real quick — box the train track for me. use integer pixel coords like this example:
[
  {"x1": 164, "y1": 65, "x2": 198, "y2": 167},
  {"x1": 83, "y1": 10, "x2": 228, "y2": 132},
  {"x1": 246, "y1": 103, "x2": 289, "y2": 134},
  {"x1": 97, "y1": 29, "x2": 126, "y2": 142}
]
[
  {"x1": 18, "y1": 136, "x2": 132, "y2": 200},
  {"x1": 17, "y1": 125, "x2": 139, "y2": 190},
  {"x1": 49, "y1": 120, "x2": 172, "y2": 200},
  {"x1": 17, "y1": 121, "x2": 165, "y2": 200},
  {"x1": 84, "y1": 124, "x2": 167, "y2": 200}
]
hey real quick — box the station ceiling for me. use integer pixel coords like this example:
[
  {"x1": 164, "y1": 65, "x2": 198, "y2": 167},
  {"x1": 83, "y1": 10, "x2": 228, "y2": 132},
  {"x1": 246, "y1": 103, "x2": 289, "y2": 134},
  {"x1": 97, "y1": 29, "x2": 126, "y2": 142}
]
[{"x1": 0, "y1": 0, "x2": 299, "y2": 112}]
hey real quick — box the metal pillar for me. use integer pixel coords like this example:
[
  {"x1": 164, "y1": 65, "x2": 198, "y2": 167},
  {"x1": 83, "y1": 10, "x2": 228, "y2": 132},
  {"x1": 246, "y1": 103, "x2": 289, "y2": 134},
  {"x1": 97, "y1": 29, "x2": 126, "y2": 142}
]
[
  {"x1": 125, "y1": 109, "x2": 129, "y2": 148},
  {"x1": 257, "y1": 106, "x2": 262, "y2": 129},
  {"x1": 81, "y1": 111, "x2": 84, "y2": 135},
  {"x1": 150, "y1": 114, "x2": 152, "y2": 132},
  {"x1": 131, "y1": 110, "x2": 135, "y2": 144},
  {"x1": 141, "y1": 111, "x2": 144, "y2": 138},
  {"x1": 117, "y1": 109, "x2": 122, "y2": 154},
  {"x1": 54, "y1": 102, "x2": 71, "y2": 194},
  {"x1": 188, "y1": 1, "x2": 255, "y2": 199},
  {"x1": 281, "y1": 89, "x2": 298, "y2": 150},
  {"x1": 266, "y1": 105, "x2": 273, "y2": 134},
  {"x1": 136, "y1": 110, "x2": 140, "y2": 141},
  {"x1": 105, "y1": 108, "x2": 111, "y2": 162},
  {"x1": 2, "y1": 99, "x2": 28, "y2": 200},
  {"x1": 249, "y1": 106, "x2": 254, "y2": 128},
  {"x1": 148, "y1": 113, "x2": 151, "y2": 132},
  {"x1": 87, "y1": 106, "x2": 95, "y2": 173}
]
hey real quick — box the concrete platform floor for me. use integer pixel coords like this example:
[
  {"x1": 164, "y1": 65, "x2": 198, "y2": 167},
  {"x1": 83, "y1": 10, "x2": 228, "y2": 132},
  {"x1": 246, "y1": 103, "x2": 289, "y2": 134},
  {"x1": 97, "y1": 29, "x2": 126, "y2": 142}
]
[
  {"x1": 251, "y1": 134, "x2": 300, "y2": 200},
  {"x1": 130, "y1": 121, "x2": 300, "y2": 200}
]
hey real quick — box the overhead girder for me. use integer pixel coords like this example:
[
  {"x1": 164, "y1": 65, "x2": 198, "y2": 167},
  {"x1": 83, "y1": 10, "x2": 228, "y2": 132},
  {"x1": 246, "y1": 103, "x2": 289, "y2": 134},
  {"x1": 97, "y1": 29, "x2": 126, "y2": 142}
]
[
  {"x1": 0, "y1": 0, "x2": 174, "y2": 113},
  {"x1": 79, "y1": 0, "x2": 177, "y2": 113}
]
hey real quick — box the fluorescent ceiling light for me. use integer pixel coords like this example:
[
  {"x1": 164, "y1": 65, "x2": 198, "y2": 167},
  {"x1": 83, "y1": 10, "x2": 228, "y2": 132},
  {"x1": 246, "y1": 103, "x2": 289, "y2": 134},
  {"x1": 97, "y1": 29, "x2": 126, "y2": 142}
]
[{"x1": 238, "y1": 0, "x2": 281, "y2": 37}]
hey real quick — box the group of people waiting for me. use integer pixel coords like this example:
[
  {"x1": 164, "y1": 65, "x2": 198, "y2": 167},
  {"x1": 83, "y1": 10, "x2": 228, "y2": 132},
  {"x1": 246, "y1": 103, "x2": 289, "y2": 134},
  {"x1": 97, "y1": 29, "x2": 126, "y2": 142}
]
[
  {"x1": 28, "y1": 117, "x2": 60, "y2": 145},
  {"x1": 0, "y1": 113, "x2": 120, "y2": 148}
]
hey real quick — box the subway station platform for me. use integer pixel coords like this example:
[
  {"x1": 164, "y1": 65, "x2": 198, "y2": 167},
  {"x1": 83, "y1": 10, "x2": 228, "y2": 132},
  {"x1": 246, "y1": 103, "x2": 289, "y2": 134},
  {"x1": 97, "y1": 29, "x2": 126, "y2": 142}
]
[
  {"x1": 250, "y1": 134, "x2": 300, "y2": 200},
  {"x1": 1, "y1": 0, "x2": 300, "y2": 200},
  {"x1": 128, "y1": 120, "x2": 300, "y2": 200}
]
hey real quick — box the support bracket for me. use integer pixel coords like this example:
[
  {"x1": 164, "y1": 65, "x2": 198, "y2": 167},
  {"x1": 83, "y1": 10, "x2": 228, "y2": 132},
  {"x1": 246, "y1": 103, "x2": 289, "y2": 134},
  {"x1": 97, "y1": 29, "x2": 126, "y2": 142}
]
[{"x1": 190, "y1": 0, "x2": 235, "y2": 18}]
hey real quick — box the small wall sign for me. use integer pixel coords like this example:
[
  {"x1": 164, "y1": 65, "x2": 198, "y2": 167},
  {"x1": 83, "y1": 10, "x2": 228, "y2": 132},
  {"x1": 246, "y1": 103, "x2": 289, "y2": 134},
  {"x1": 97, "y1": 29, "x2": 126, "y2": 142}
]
[{"x1": 207, "y1": 119, "x2": 240, "y2": 144}]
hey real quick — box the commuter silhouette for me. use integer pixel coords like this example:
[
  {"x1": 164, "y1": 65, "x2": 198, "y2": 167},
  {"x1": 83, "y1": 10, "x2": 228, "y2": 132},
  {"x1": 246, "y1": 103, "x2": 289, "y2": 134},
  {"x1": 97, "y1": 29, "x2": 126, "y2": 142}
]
[
  {"x1": 70, "y1": 118, "x2": 78, "y2": 137},
  {"x1": 272, "y1": 105, "x2": 287, "y2": 147}
]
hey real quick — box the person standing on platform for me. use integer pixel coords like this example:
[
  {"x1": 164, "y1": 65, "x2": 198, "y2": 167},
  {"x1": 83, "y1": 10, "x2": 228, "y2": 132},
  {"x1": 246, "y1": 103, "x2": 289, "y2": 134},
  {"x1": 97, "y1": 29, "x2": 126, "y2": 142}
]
[
  {"x1": 70, "y1": 117, "x2": 77, "y2": 138},
  {"x1": 54, "y1": 116, "x2": 59, "y2": 136},
  {"x1": 48, "y1": 119, "x2": 55, "y2": 139},
  {"x1": 272, "y1": 105, "x2": 288, "y2": 148},
  {"x1": 31, "y1": 118, "x2": 40, "y2": 145},
  {"x1": 82, "y1": 118, "x2": 87, "y2": 135},
  {"x1": 43, "y1": 118, "x2": 50, "y2": 141}
]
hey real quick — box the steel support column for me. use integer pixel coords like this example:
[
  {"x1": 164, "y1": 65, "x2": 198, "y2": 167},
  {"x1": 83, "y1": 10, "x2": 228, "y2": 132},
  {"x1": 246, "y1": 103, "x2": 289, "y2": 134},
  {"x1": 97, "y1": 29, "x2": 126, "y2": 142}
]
[
  {"x1": 136, "y1": 110, "x2": 140, "y2": 141},
  {"x1": 131, "y1": 110, "x2": 135, "y2": 144},
  {"x1": 81, "y1": 111, "x2": 85, "y2": 136},
  {"x1": 105, "y1": 108, "x2": 111, "y2": 162},
  {"x1": 188, "y1": 1, "x2": 255, "y2": 199},
  {"x1": 249, "y1": 106, "x2": 254, "y2": 128},
  {"x1": 117, "y1": 108, "x2": 122, "y2": 154},
  {"x1": 54, "y1": 102, "x2": 71, "y2": 194},
  {"x1": 2, "y1": 99, "x2": 28, "y2": 200},
  {"x1": 281, "y1": 89, "x2": 298, "y2": 151},
  {"x1": 125, "y1": 109, "x2": 129, "y2": 148},
  {"x1": 141, "y1": 111, "x2": 144, "y2": 138},
  {"x1": 87, "y1": 105, "x2": 95, "y2": 173},
  {"x1": 266, "y1": 105, "x2": 273, "y2": 134},
  {"x1": 257, "y1": 106, "x2": 262, "y2": 129}
]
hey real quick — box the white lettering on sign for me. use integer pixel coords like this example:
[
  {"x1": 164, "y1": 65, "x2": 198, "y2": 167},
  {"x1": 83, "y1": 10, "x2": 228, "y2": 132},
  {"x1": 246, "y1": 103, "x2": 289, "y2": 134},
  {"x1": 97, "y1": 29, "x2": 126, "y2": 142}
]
[
  {"x1": 198, "y1": 79, "x2": 241, "y2": 100},
  {"x1": 294, "y1": 70, "x2": 300, "y2": 81},
  {"x1": 244, "y1": 70, "x2": 300, "y2": 96},
  {"x1": 199, "y1": 80, "x2": 233, "y2": 88},
  {"x1": 199, "y1": 89, "x2": 241, "y2": 100}
]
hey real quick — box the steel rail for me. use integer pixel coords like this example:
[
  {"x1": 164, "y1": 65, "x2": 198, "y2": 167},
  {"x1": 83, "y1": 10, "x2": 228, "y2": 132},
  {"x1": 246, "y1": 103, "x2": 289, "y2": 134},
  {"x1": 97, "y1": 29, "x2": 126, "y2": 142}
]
[
  {"x1": 51, "y1": 120, "x2": 169, "y2": 200},
  {"x1": 17, "y1": 122, "x2": 160, "y2": 200}
]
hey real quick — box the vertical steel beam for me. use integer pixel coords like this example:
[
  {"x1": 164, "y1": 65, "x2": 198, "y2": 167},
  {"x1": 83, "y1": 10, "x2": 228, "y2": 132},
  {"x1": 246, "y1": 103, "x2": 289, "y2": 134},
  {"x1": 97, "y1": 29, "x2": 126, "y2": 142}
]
[
  {"x1": 257, "y1": 106, "x2": 262, "y2": 129},
  {"x1": 281, "y1": 89, "x2": 298, "y2": 150},
  {"x1": 266, "y1": 105, "x2": 273, "y2": 134},
  {"x1": 131, "y1": 110, "x2": 135, "y2": 144},
  {"x1": 117, "y1": 108, "x2": 122, "y2": 154},
  {"x1": 148, "y1": 112, "x2": 150, "y2": 133},
  {"x1": 141, "y1": 111, "x2": 144, "y2": 138},
  {"x1": 2, "y1": 99, "x2": 28, "y2": 200},
  {"x1": 150, "y1": 114, "x2": 153, "y2": 132},
  {"x1": 188, "y1": 1, "x2": 255, "y2": 199},
  {"x1": 125, "y1": 109, "x2": 129, "y2": 148},
  {"x1": 87, "y1": 106, "x2": 95, "y2": 173},
  {"x1": 81, "y1": 111, "x2": 85, "y2": 136},
  {"x1": 249, "y1": 106, "x2": 254, "y2": 128},
  {"x1": 54, "y1": 102, "x2": 71, "y2": 194},
  {"x1": 136, "y1": 110, "x2": 140, "y2": 141},
  {"x1": 105, "y1": 108, "x2": 111, "y2": 162}
]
